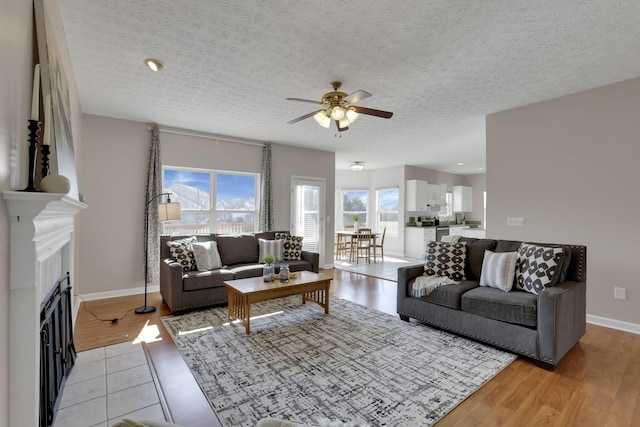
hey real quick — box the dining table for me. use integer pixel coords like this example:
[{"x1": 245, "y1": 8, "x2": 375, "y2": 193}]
[{"x1": 335, "y1": 230, "x2": 379, "y2": 262}]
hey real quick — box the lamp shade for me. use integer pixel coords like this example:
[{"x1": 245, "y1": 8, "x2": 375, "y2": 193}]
[{"x1": 158, "y1": 202, "x2": 181, "y2": 221}]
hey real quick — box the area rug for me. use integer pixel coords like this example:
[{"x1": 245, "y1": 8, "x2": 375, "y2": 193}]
[{"x1": 162, "y1": 296, "x2": 516, "y2": 427}]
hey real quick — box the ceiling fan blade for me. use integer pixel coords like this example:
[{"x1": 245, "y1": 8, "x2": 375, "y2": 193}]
[
  {"x1": 352, "y1": 106, "x2": 394, "y2": 119},
  {"x1": 336, "y1": 120, "x2": 349, "y2": 132},
  {"x1": 287, "y1": 110, "x2": 321, "y2": 124},
  {"x1": 343, "y1": 90, "x2": 372, "y2": 105},
  {"x1": 286, "y1": 97, "x2": 322, "y2": 105}
]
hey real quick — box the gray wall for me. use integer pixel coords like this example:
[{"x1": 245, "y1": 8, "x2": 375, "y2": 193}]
[
  {"x1": 487, "y1": 76, "x2": 640, "y2": 328},
  {"x1": 78, "y1": 115, "x2": 336, "y2": 297}
]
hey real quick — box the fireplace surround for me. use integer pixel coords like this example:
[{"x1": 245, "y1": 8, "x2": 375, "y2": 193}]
[{"x1": 3, "y1": 191, "x2": 86, "y2": 427}]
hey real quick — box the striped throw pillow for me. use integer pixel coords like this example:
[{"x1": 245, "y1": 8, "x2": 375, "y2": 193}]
[{"x1": 479, "y1": 250, "x2": 518, "y2": 292}]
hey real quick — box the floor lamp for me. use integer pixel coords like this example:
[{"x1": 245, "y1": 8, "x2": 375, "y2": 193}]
[{"x1": 136, "y1": 192, "x2": 181, "y2": 314}]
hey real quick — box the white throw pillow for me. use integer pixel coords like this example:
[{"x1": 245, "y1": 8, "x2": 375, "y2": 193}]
[
  {"x1": 441, "y1": 234, "x2": 461, "y2": 243},
  {"x1": 479, "y1": 250, "x2": 518, "y2": 292},
  {"x1": 258, "y1": 238, "x2": 284, "y2": 262},
  {"x1": 191, "y1": 241, "x2": 222, "y2": 271}
]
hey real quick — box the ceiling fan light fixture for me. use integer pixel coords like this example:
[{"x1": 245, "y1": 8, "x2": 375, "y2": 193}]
[
  {"x1": 330, "y1": 106, "x2": 345, "y2": 120},
  {"x1": 350, "y1": 162, "x2": 364, "y2": 172},
  {"x1": 143, "y1": 58, "x2": 164, "y2": 72},
  {"x1": 345, "y1": 107, "x2": 359, "y2": 124},
  {"x1": 313, "y1": 110, "x2": 331, "y2": 128}
]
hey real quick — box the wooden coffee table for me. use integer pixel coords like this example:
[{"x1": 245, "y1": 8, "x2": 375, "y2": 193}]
[{"x1": 225, "y1": 270, "x2": 333, "y2": 334}]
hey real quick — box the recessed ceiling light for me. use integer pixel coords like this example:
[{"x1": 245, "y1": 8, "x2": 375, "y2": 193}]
[
  {"x1": 478, "y1": 167, "x2": 485, "y2": 171},
  {"x1": 457, "y1": 162, "x2": 464, "y2": 166},
  {"x1": 143, "y1": 58, "x2": 164, "y2": 72}
]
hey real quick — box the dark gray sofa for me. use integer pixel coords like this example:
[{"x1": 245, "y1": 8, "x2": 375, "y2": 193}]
[
  {"x1": 160, "y1": 231, "x2": 319, "y2": 313},
  {"x1": 397, "y1": 238, "x2": 587, "y2": 369}
]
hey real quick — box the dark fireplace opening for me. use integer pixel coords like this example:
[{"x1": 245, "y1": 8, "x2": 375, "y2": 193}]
[{"x1": 40, "y1": 272, "x2": 76, "y2": 427}]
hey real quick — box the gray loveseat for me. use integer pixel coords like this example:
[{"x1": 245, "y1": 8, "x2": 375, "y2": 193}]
[
  {"x1": 397, "y1": 238, "x2": 587, "y2": 369},
  {"x1": 160, "y1": 231, "x2": 319, "y2": 314}
]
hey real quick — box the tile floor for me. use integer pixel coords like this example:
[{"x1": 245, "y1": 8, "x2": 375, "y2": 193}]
[{"x1": 53, "y1": 341, "x2": 166, "y2": 427}]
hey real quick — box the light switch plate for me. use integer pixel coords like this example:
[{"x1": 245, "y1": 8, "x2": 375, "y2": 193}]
[{"x1": 507, "y1": 217, "x2": 525, "y2": 226}]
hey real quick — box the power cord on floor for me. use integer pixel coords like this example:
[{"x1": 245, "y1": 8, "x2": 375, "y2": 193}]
[{"x1": 75, "y1": 294, "x2": 135, "y2": 324}]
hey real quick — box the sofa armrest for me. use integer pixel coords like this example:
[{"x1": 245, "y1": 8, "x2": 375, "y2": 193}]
[
  {"x1": 537, "y1": 280, "x2": 587, "y2": 366},
  {"x1": 301, "y1": 251, "x2": 319, "y2": 273},
  {"x1": 397, "y1": 264, "x2": 425, "y2": 315},
  {"x1": 160, "y1": 258, "x2": 185, "y2": 312}
]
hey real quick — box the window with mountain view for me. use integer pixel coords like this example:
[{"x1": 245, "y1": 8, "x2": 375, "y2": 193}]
[{"x1": 162, "y1": 168, "x2": 258, "y2": 235}]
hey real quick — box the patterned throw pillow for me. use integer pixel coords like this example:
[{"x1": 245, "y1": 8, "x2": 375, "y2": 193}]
[
  {"x1": 515, "y1": 243, "x2": 564, "y2": 295},
  {"x1": 166, "y1": 236, "x2": 197, "y2": 271},
  {"x1": 191, "y1": 240, "x2": 222, "y2": 271},
  {"x1": 479, "y1": 250, "x2": 518, "y2": 292},
  {"x1": 424, "y1": 241, "x2": 467, "y2": 281},
  {"x1": 275, "y1": 232, "x2": 304, "y2": 261},
  {"x1": 258, "y1": 238, "x2": 284, "y2": 262}
]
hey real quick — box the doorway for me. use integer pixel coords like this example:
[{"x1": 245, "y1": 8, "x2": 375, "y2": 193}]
[{"x1": 291, "y1": 177, "x2": 325, "y2": 266}]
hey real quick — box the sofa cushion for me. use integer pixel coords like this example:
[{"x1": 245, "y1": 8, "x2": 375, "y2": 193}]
[
  {"x1": 258, "y1": 238, "x2": 284, "y2": 262},
  {"x1": 182, "y1": 269, "x2": 234, "y2": 291},
  {"x1": 191, "y1": 241, "x2": 223, "y2": 271},
  {"x1": 216, "y1": 234, "x2": 259, "y2": 266},
  {"x1": 410, "y1": 279, "x2": 478, "y2": 310},
  {"x1": 461, "y1": 287, "x2": 538, "y2": 328},
  {"x1": 166, "y1": 236, "x2": 197, "y2": 271},
  {"x1": 479, "y1": 250, "x2": 518, "y2": 292},
  {"x1": 276, "y1": 260, "x2": 312, "y2": 273},
  {"x1": 228, "y1": 263, "x2": 265, "y2": 279},
  {"x1": 459, "y1": 238, "x2": 497, "y2": 281},
  {"x1": 515, "y1": 243, "x2": 565, "y2": 295},
  {"x1": 424, "y1": 241, "x2": 467, "y2": 281},
  {"x1": 275, "y1": 233, "x2": 303, "y2": 261}
]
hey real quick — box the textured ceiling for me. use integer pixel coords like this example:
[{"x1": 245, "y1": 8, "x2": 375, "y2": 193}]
[{"x1": 57, "y1": 0, "x2": 640, "y2": 173}]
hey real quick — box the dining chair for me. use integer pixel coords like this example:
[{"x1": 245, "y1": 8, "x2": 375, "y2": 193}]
[
  {"x1": 353, "y1": 228, "x2": 373, "y2": 263},
  {"x1": 344, "y1": 225, "x2": 354, "y2": 231},
  {"x1": 371, "y1": 227, "x2": 386, "y2": 263}
]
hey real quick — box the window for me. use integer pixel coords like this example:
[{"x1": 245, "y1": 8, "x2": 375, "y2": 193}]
[
  {"x1": 439, "y1": 191, "x2": 453, "y2": 218},
  {"x1": 162, "y1": 167, "x2": 258, "y2": 235},
  {"x1": 342, "y1": 190, "x2": 368, "y2": 228},
  {"x1": 376, "y1": 188, "x2": 399, "y2": 237}
]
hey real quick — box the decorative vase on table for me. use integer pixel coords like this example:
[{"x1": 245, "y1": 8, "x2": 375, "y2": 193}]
[
  {"x1": 353, "y1": 221, "x2": 359, "y2": 232},
  {"x1": 279, "y1": 264, "x2": 290, "y2": 283},
  {"x1": 262, "y1": 254, "x2": 276, "y2": 282}
]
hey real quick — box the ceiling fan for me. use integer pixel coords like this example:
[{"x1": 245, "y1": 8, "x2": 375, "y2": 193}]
[{"x1": 286, "y1": 81, "x2": 393, "y2": 132}]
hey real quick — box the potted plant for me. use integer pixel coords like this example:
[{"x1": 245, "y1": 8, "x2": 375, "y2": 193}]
[{"x1": 262, "y1": 254, "x2": 276, "y2": 282}]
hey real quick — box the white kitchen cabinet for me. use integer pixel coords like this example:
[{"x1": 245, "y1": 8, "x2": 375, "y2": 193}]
[
  {"x1": 453, "y1": 185, "x2": 473, "y2": 212},
  {"x1": 426, "y1": 183, "x2": 447, "y2": 205},
  {"x1": 405, "y1": 227, "x2": 436, "y2": 259},
  {"x1": 448, "y1": 225, "x2": 465, "y2": 236},
  {"x1": 406, "y1": 180, "x2": 429, "y2": 211},
  {"x1": 463, "y1": 228, "x2": 486, "y2": 238},
  {"x1": 407, "y1": 180, "x2": 447, "y2": 211}
]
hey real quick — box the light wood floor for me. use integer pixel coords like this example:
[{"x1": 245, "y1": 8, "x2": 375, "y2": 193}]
[{"x1": 74, "y1": 269, "x2": 640, "y2": 426}]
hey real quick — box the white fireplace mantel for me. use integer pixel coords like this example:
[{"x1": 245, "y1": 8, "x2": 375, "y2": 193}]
[{"x1": 3, "y1": 190, "x2": 86, "y2": 427}]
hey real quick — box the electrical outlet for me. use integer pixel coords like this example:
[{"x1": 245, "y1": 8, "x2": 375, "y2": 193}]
[
  {"x1": 614, "y1": 287, "x2": 626, "y2": 300},
  {"x1": 507, "y1": 217, "x2": 525, "y2": 226}
]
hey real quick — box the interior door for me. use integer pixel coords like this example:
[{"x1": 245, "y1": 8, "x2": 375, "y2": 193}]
[{"x1": 291, "y1": 177, "x2": 325, "y2": 266}]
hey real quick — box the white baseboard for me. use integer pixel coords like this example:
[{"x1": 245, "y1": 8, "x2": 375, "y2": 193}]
[
  {"x1": 587, "y1": 314, "x2": 640, "y2": 335},
  {"x1": 77, "y1": 284, "x2": 160, "y2": 302}
]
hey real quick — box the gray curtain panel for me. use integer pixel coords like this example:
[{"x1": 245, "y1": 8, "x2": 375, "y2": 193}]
[
  {"x1": 259, "y1": 143, "x2": 274, "y2": 231},
  {"x1": 145, "y1": 124, "x2": 162, "y2": 284}
]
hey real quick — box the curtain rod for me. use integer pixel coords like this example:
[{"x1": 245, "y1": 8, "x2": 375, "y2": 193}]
[{"x1": 148, "y1": 125, "x2": 267, "y2": 147}]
